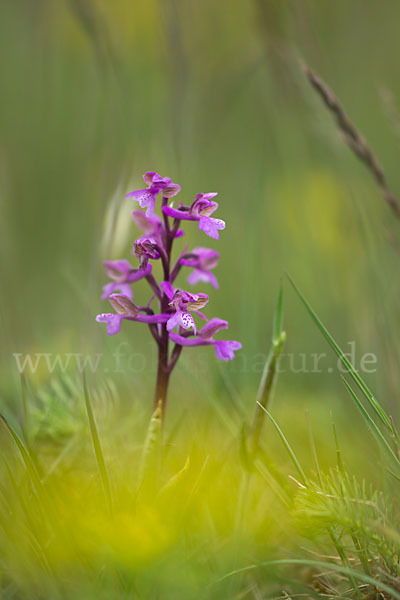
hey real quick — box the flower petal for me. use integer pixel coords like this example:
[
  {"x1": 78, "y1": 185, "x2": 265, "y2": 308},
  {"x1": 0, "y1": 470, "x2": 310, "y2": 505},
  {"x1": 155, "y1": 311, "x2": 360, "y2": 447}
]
[
  {"x1": 131, "y1": 210, "x2": 161, "y2": 234},
  {"x1": 198, "y1": 216, "x2": 225, "y2": 239},
  {"x1": 101, "y1": 281, "x2": 117, "y2": 300},
  {"x1": 199, "y1": 318, "x2": 229, "y2": 339},
  {"x1": 135, "y1": 313, "x2": 170, "y2": 324},
  {"x1": 102, "y1": 282, "x2": 133, "y2": 301},
  {"x1": 96, "y1": 313, "x2": 124, "y2": 336},
  {"x1": 214, "y1": 340, "x2": 242, "y2": 361},
  {"x1": 166, "y1": 311, "x2": 182, "y2": 332},
  {"x1": 202, "y1": 193, "x2": 218, "y2": 202},
  {"x1": 103, "y1": 259, "x2": 133, "y2": 281},
  {"x1": 166, "y1": 310, "x2": 196, "y2": 333},
  {"x1": 162, "y1": 183, "x2": 181, "y2": 198},
  {"x1": 180, "y1": 311, "x2": 196, "y2": 332},
  {"x1": 161, "y1": 281, "x2": 175, "y2": 300},
  {"x1": 187, "y1": 269, "x2": 219, "y2": 289},
  {"x1": 127, "y1": 189, "x2": 156, "y2": 217},
  {"x1": 162, "y1": 206, "x2": 194, "y2": 220},
  {"x1": 143, "y1": 171, "x2": 158, "y2": 185},
  {"x1": 187, "y1": 270, "x2": 203, "y2": 286},
  {"x1": 169, "y1": 333, "x2": 209, "y2": 347},
  {"x1": 108, "y1": 294, "x2": 139, "y2": 316},
  {"x1": 187, "y1": 293, "x2": 209, "y2": 310}
]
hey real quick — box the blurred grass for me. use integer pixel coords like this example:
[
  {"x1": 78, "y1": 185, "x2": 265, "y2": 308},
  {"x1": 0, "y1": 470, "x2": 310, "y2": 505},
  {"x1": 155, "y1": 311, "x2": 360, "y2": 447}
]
[{"x1": 0, "y1": 367, "x2": 399, "y2": 599}]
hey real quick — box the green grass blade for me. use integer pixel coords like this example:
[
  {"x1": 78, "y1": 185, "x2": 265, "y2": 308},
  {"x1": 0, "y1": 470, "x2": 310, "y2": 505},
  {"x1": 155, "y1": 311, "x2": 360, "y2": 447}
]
[
  {"x1": 83, "y1": 373, "x2": 112, "y2": 515},
  {"x1": 273, "y1": 279, "x2": 284, "y2": 345},
  {"x1": 0, "y1": 414, "x2": 42, "y2": 492},
  {"x1": 256, "y1": 402, "x2": 307, "y2": 485},
  {"x1": 286, "y1": 272, "x2": 392, "y2": 431},
  {"x1": 159, "y1": 456, "x2": 190, "y2": 495},
  {"x1": 254, "y1": 459, "x2": 290, "y2": 507},
  {"x1": 341, "y1": 377, "x2": 400, "y2": 469},
  {"x1": 331, "y1": 416, "x2": 345, "y2": 477},
  {"x1": 20, "y1": 373, "x2": 30, "y2": 443},
  {"x1": 306, "y1": 411, "x2": 323, "y2": 488},
  {"x1": 218, "y1": 559, "x2": 400, "y2": 599},
  {"x1": 138, "y1": 402, "x2": 162, "y2": 487}
]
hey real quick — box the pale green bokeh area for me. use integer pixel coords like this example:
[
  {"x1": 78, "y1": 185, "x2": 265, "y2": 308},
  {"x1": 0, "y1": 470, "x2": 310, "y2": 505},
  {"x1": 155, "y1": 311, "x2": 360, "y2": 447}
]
[{"x1": 1, "y1": 2, "x2": 400, "y2": 445}]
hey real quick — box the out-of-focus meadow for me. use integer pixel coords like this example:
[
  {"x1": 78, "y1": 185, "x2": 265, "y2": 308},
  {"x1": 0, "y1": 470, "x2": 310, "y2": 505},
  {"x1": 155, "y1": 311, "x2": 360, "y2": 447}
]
[{"x1": 1, "y1": 1, "x2": 400, "y2": 598}]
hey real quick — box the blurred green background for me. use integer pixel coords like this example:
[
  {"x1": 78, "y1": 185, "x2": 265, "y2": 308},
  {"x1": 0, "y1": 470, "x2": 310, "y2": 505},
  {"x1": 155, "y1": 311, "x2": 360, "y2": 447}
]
[{"x1": 1, "y1": 0, "x2": 400, "y2": 432}]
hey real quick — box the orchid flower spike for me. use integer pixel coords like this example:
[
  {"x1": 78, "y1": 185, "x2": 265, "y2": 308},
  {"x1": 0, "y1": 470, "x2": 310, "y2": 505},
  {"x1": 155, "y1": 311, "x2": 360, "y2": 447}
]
[{"x1": 97, "y1": 171, "x2": 241, "y2": 419}]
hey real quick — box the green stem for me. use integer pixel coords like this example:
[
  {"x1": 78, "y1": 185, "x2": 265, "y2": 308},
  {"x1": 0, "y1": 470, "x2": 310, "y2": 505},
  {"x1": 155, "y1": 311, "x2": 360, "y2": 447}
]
[{"x1": 250, "y1": 333, "x2": 285, "y2": 455}]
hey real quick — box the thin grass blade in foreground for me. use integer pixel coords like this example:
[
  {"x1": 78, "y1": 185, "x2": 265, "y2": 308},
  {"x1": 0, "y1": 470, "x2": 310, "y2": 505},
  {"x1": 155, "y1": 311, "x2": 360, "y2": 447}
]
[
  {"x1": 83, "y1": 373, "x2": 113, "y2": 515},
  {"x1": 342, "y1": 377, "x2": 400, "y2": 471},
  {"x1": 217, "y1": 558, "x2": 400, "y2": 599},
  {"x1": 0, "y1": 413, "x2": 42, "y2": 493},
  {"x1": 331, "y1": 416, "x2": 346, "y2": 477},
  {"x1": 20, "y1": 373, "x2": 30, "y2": 443},
  {"x1": 286, "y1": 272, "x2": 394, "y2": 433},
  {"x1": 307, "y1": 412, "x2": 323, "y2": 488},
  {"x1": 256, "y1": 402, "x2": 307, "y2": 486}
]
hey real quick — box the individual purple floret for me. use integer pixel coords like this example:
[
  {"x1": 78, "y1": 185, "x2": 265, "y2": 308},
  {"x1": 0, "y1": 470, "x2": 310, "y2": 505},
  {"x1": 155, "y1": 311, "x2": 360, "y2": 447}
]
[
  {"x1": 126, "y1": 172, "x2": 181, "y2": 217},
  {"x1": 180, "y1": 247, "x2": 219, "y2": 288},
  {"x1": 96, "y1": 294, "x2": 170, "y2": 335},
  {"x1": 161, "y1": 281, "x2": 209, "y2": 334},
  {"x1": 101, "y1": 260, "x2": 152, "y2": 300},
  {"x1": 97, "y1": 171, "x2": 240, "y2": 422},
  {"x1": 162, "y1": 193, "x2": 225, "y2": 239}
]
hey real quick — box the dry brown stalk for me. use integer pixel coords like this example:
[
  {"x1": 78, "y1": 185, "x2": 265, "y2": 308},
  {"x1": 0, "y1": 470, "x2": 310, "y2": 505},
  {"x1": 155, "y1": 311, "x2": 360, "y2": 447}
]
[{"x1": 303, "y1": 63, "x2": 400, "y2": 220}]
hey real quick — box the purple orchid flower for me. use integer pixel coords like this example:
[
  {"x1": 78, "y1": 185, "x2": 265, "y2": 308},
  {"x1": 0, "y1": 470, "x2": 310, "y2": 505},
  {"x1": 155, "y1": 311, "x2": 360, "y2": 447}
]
[
  {"x1": 180, "y1": 247, "x2": 219, "y2": 288},
  {"x1": 168, "y1": 318, "x2": 242, "y2": 361},
  {"x1": 161, "y1": 281, "x2": 208, "y2": 334},
  {"x1": 162, "y1": 193, "x2": 225, "y2": 239},
  {"x1": 97, "y1": 171, "x2": 241, "y2": 422},
  {"x1": 96, "y1": 294, "x2": 169, "y2": 335},
  {"x1": 126, "y1": 172, "x2": 181, "y2": 218},
  {"x1": 101, "y1": 260, "x2": 152, "y2": 300}
]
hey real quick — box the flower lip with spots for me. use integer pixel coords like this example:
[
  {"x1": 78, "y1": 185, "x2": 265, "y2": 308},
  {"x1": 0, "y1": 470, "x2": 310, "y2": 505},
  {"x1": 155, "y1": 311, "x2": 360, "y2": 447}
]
[{"x1": 161, "y1": 281, "x2": 209, "y2": 334}]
